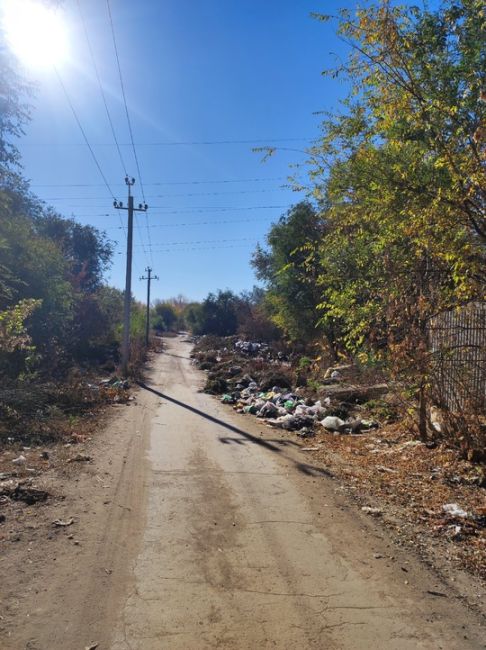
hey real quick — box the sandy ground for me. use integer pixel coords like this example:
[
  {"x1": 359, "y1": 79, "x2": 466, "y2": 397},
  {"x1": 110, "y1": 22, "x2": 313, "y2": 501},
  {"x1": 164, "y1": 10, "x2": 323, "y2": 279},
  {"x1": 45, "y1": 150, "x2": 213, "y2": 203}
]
[{"x1": 1, "y1": 336, "x2": 485, "y2": 649}]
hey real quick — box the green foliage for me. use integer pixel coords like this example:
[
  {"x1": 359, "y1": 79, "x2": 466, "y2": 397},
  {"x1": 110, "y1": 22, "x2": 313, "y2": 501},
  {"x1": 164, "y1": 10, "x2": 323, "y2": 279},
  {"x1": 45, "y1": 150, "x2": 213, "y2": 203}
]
[
  {"x1": 252, "y1": 1, "x2": 485, "y2": 443},
  {"x1": 0, "y1": 184, "x2": 122, "y2": 375},
  {"x1": 0, "y1": 299, "x2": 41, "y2": 368},
  {"x1": 186, "y1": 290, "x2": 239, "y2": 337},
  {"x1": 251, "y1": 202, "x2": 328, "y2": 345},
  {"x1": 153, "y1": 301, "x2": 178, "y2": 332}
]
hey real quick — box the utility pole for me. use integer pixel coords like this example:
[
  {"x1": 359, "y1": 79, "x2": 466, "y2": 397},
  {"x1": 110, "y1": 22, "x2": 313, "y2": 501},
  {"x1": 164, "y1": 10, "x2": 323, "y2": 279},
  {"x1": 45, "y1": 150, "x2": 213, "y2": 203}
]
[
  {"x1": 114, "y1": 176, "x2": 148, "y2": 377},
  {"x1": 140, "y1": 267, "x2": 159, "y2": 347}
]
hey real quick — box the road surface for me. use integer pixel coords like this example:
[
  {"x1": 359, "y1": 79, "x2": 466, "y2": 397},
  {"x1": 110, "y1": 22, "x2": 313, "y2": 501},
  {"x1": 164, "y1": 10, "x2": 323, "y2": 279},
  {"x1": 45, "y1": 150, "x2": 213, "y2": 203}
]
[{"x1": 2, "y1": 336, "x2": 484, "y2": 649}]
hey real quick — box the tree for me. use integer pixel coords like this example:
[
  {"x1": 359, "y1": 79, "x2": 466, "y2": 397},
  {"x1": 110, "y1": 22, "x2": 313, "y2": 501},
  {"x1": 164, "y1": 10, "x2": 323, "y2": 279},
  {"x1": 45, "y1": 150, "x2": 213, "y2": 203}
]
[
  {"x1": 153, "y1": 301, "x2": 178, "y2": 332},
  {"x1": 252, "y1": 202, "x2": 329, "y2": 346},
  {"x1": 185, "y1": 290, "x2": 239, "y2": 336},
  {"x1": 304, "y1": 0, "x2": 486, "y2": 436}
]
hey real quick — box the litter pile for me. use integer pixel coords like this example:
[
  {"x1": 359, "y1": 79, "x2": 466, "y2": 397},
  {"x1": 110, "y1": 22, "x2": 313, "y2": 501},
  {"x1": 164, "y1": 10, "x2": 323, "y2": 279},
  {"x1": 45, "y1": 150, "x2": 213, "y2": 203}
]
[
  {"x1": 192, "y1": 336, "x2": 382, "y2": 437},
  {"x1": 220, "y1": 379, "x2": 378, "y2": 435}
]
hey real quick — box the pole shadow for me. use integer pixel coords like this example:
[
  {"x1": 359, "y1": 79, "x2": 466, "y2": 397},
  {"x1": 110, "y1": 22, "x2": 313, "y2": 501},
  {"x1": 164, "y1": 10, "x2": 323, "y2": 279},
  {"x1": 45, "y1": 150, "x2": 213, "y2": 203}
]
[{"x1": 137, "y1": 381, "x2": 333, "y2": 479}]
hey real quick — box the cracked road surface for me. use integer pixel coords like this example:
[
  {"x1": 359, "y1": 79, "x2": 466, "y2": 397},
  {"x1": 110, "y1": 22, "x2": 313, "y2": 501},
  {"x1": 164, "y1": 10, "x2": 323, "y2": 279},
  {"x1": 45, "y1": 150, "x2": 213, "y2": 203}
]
[{"x1": 3, "y1": 336, "x2": 483, "y2": 649}]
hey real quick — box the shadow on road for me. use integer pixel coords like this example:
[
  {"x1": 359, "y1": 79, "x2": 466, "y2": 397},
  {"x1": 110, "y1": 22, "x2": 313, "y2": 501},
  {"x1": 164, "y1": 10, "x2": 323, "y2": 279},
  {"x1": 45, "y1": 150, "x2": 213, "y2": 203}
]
[{"x1": 137, "y1": 381, "x2": 333, "y2": 479}]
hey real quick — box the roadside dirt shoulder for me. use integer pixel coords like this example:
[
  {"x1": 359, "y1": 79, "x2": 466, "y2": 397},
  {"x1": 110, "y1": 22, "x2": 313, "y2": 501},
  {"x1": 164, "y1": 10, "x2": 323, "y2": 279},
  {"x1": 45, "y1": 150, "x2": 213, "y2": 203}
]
[{"x1": 0, "y1": 371, "x2": 156, "y2": 650}]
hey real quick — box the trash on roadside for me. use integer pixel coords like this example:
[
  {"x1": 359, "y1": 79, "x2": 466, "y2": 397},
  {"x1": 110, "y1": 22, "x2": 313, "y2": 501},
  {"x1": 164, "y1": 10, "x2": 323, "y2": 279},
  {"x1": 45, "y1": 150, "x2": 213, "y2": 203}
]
[
  {"x1": 320, "y1": 416, "x2": 345, "y2": 431},
  {"x1": 3, "y1": 483, "x2": 49, "y2": 505},
  {"x1": 296, "y1": 428, "x2": 315, "y2": 438},
  {"x1": 67, "y1": 454, "x2": 92, "y2": 463},
  {"x1": 52, "y1": 517, "x2": 74, "y2": 527},
  {"x1": 361, "y1": 506, "x2": 382, "y2": 516},
  {"x1": 442, "y1": 503, "x2": 468, "y2": 519},
  {"x1": 11, "y1": 454, "x2": 27, "y2": 465}
]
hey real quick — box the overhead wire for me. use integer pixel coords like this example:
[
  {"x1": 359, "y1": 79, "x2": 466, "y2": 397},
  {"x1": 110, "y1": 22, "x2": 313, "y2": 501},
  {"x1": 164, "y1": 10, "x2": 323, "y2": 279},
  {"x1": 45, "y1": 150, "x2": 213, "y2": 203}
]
[
  {"x1": 75, "y1": 0, "x2": 132, "y2": 259},
  {"x1": 131, "y1": 237, "x2": 255, "y2": 248},
  {"x1": 104, "y1": 216, "x2": 276, "y2": 229},
  {"x1": 41, "y1": 187, "x2": 292, "y2": 200},
  {"x1": 76, "y1": 0, "x2": 127, "y2": 176},
  {"x1": 116, "y1": 243, "x2": 256, "y2": 255},
  {"x1": 30, "y1": 176, "x2": 292, "y2": 188},
  {"x1": 54, "y1": 67, "x2": 116, "y2": 201},
  {"x1": 63, "y1": 204, "x2": 291, "y2": 212},
  {"x1": 22, "y1": 138, "x2": 313, "y2": 147},
  {"x1": 106, "y1": 0, "x2": 153, "y2": 266}
]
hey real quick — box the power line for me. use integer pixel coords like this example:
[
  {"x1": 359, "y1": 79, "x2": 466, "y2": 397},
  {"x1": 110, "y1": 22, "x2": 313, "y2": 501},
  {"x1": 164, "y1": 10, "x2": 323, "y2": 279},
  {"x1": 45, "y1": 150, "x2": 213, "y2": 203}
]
[
  {"x1": 30, "y1": 176, "x2": 291, "y2": 188},
  {"x1": 116, "y1": 243, "x2": 256, "y2": 255},
  {"x1": 41, "y1": 187, "x2": 292, "y2": 200},
  {"x1": 131, "y1": 237, "x2": 255, "y2": 248},
  {"x1": 22, "y1": 138, "x2": 313, "y2": 147},
  {"x1": 54, "y1": 67, "x2": 116, "y2": 200},
  {"x1": 63, "y1": 204, "x2": 291, "y2": 212},
  {"x1": 106, "y1": 0, "x2": 152, "y2": 264},
  {"x1": 76, "y1": 0, "x2": 127, "y2": 175},
  {"x1": 106, "y1": 1, "x2": 145, "y2": 200},
  {"x1": 92, "y1": 216, "x2": 277, "y2": 229}
]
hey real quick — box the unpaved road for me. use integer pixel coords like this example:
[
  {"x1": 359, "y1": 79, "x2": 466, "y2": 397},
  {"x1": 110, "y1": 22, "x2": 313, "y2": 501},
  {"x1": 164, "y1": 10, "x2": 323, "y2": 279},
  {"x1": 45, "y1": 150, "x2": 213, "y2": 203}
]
[{"x1": 1, "y1": 336, "x2": 485, "y2": 649}]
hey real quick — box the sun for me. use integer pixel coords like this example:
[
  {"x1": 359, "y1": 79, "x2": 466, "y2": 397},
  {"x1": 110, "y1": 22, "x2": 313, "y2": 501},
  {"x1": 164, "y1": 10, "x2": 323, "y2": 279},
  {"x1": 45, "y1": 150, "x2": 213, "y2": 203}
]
[{"x1": 2, "y1": 0, "x2": 68, "y2": 69}]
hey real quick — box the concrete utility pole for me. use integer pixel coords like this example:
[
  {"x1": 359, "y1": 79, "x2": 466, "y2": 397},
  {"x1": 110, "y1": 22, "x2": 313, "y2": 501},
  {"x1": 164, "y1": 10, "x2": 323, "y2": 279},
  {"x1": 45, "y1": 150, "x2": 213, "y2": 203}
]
[
  {"x1": 140, "y1": 267, "x2": 159, "y2": 347},
  {"x1": 114, "y1": 176, "x2": 148, "y2": 377}
]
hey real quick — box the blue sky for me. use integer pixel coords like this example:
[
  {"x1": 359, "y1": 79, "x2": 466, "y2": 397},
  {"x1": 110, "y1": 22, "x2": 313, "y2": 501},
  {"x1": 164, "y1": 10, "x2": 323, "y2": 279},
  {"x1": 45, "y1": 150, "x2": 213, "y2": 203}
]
[{"x1": 15, "y1": 0, "x2": 357, "y2": 302}]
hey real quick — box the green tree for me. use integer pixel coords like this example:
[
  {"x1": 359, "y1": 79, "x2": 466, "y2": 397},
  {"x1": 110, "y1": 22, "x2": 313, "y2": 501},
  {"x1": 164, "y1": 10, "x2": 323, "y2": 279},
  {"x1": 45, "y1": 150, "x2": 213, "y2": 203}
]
[
  {"x1": 185, "y1": 290, "x2": 239, "y2": 336},
  {"x1": 252, "y1": 202, "x2": 328, "y2": 346},
  {"x1": 153, "y1": 301, "x2": 178, "y2": 332},
  {"x1": 304, "y1": 0, "x2": 486, "y2": 436}
]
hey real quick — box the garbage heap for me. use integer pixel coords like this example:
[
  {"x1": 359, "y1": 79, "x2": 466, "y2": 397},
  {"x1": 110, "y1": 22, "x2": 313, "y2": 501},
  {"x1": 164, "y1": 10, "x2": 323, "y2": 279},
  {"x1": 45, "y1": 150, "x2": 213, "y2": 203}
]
[
  {"x1": 220, "y1": 377, "x2": 378, "y2": 436},
  {"x1": 192, "y1": 337, "x2": 382, "y2": 437}
]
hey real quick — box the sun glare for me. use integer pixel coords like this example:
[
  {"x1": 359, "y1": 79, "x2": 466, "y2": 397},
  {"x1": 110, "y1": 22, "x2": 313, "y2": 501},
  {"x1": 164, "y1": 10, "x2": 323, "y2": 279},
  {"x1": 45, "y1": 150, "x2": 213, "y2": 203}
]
[{"x1": 2, "y1": 0, "x2": 68, "y2": 68}]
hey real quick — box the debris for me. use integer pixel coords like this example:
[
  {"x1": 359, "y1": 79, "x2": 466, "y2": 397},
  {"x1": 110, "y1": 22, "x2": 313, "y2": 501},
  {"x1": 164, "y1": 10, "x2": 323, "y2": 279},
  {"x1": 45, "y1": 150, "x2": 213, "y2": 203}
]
[
  {"x1": 301, "y1": 446, "x2": 320, "y2": 451},
  {"x1": 376, "y1": 465, "x2": 398, "y2": 474},
  {"x1": 13, "y1": 484, "x2": 48, "y2": 504},
  {"x1": 67, "y1": 454, "x2": 92, "y2": 463},
  {"x1": 0, "y1": 514, "x2": 6, "y2": 523},
  {"x1": 85, "y1": 644, "x2": 99, "y2": 650},
  {"x1": 320, "y1": 416, "x2": 345, "y2": 431},
  {"x1": 40, "y1": 451, "x2": 49, "y2": 460},
  {"x1": 361, "y1": 506, "x2": 382, "y2": 516},
  {"x1": 11, "y1": 454, "x2": 27, "y2": 465},
  {"x1": 52, "y1": 518, "x2": 74, "y2": 527},
  {"x1": 258, "y1": 401, "x2": 279, "y2": 418},
  {"x1": 296, "y1": 428, "x2": 315, "y2": 438},
  {"x1": 427, "y1": 590, "x2": 447, "y2": 598},
  {"x1": 0, "y1": 483, "x2": 49, "y2": 505},
  {"x1": 442, "y1": 503, "x2": 468, "y2": 519}
]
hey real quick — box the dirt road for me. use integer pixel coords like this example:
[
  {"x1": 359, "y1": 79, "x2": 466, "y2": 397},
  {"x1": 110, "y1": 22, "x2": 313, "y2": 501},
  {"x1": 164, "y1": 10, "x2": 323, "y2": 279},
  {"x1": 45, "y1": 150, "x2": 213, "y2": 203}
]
[{"x1": 1, "y1": 336, "x2": 484, "y2": 649}]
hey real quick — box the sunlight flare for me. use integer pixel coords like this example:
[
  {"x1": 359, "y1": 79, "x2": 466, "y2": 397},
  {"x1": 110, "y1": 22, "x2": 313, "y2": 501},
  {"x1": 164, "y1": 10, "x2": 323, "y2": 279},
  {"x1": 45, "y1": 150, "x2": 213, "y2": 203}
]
[{"x1": 2, "y1": 0, "x2": 68, "y2": 68}]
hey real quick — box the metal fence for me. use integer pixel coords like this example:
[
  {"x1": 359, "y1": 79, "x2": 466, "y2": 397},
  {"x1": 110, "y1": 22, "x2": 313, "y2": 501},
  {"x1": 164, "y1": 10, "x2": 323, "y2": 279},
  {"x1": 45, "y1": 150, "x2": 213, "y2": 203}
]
[{"x1": 429, "y1": 302, "x2": 486, "y2": 413}]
